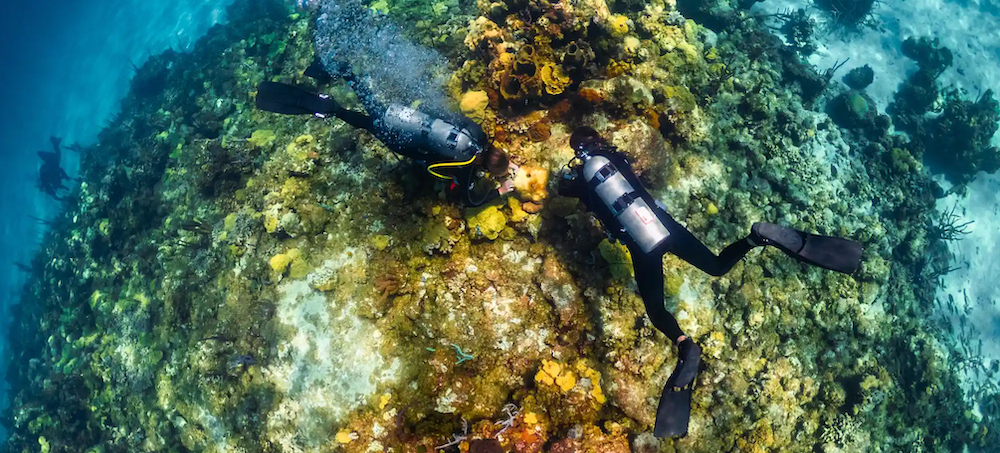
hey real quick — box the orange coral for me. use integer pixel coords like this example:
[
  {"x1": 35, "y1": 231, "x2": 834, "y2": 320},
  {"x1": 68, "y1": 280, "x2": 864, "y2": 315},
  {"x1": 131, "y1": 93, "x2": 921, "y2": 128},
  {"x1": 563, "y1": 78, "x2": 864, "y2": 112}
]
[
  {"x1": 505, "y1": 421, "x2": 546, "y2": 453},
  {"x1": 578, "y1": 88, "x2": 604, "y2": 105},
  {"x1": 548, "y1": 99, "x2": 572, "y2": 119},
  {"x1": 373, "y1": 274, "x2": 400, "y2": 302},
  {"x1": 513, "y1": 165, "x2": 549, "y2": 202},
  {"x1": 548, "y1": 425, "x2": 630, "y2": 453},
  {"x1": 645, "y1": 108, "x2": 661, "y2": 129}
]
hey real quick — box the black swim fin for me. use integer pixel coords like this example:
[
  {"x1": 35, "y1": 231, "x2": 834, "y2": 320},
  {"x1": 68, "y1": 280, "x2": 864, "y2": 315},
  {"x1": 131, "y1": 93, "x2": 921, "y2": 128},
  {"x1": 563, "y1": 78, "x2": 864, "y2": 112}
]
[
  {"x1": 255, "y1": 81, "x2": 341, "y2": 116},
  {"x1": 751, "y1": 222, "x2": 863, "y2": 274},
  {"x1": 654, "y1": 338, "x2": 701, "y2": 438}
]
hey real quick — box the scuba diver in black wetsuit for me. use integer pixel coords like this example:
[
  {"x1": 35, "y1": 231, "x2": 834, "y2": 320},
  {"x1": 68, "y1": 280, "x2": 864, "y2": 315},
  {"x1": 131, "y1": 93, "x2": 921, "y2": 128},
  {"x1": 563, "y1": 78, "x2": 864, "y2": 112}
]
[
  {"x1": 37, "y1": 136, "x2": 72, "y2": 200},
  {"x1": 559, "y1": 127, "x2": 864, "y2": 439},
  {"x1": 254, "y1": 61, "x2": 514, "y2": 206}
]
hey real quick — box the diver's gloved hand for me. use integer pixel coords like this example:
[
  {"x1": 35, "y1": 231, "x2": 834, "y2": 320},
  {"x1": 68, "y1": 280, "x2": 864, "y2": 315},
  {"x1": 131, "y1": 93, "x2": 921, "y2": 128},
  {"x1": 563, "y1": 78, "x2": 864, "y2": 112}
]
[
  {"x1": 750, "y1": 222, "x2": 863, "y2": 274},
  {"x1": 556, "y1": 170, "x2": 583, "y2": 199},
  {"x1": 654, "y1": 338, "x2": 701, "y2": 438},
  {"x1": 499, "y1": 179, "x2": 515, "y2": 196}
]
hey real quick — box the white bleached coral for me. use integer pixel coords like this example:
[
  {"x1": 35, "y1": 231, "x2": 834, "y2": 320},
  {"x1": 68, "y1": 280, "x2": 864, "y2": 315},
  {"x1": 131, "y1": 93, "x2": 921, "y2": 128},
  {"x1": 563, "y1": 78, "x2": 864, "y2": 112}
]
[{"x1": 264, "y1": 249, "x2": 399, "y2": 450}]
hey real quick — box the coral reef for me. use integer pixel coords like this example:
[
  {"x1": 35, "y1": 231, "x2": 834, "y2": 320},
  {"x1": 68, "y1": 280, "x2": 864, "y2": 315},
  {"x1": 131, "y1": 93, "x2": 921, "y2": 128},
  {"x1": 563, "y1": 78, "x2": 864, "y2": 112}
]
[
  {"x1": 843, "y1": 64, "x2": 874, "y2": 90},
  {"x1": 3, "y1": 0, "x2": 995, "y2": 452},
  {"x1": 814, "y1": 0, "x2": 879, "y2": 31},
  {"x1": 890, "y1": 36, "x2": 999, "y2": 186},
  {"x1": 923, "y1": 90, "x2": 1000, "y2": 185}
]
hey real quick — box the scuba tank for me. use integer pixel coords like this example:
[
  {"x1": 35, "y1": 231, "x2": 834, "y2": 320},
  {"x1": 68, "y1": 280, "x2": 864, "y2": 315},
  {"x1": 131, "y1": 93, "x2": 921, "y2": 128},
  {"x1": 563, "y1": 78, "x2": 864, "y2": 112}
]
[
  {"x1": 581, "y1": 154, "x2": 671, "y2": 254},
  {"x1": 381, "y1": 104, "x2": 482, "y2": 161}
]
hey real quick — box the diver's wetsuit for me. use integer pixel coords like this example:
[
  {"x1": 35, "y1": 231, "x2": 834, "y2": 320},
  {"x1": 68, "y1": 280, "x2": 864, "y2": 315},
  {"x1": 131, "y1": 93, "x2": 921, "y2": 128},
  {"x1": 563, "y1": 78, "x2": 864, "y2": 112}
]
[
  {"x1": 255, "y1": 68, "x2": 502, "y2": 206},
  {"x1": 560, "y1": 148, "x2": 757, "y2": 340},
  {"x1": 37, "y1": 136, "x2": 71, "y2": 200},
  {"x1": 341, "y1": 74, "x2": 503, "y2": 206}
]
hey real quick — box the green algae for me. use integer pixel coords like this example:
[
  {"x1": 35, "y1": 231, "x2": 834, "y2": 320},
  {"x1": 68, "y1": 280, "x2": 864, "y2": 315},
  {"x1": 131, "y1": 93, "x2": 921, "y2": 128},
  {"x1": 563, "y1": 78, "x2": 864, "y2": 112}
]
[{"x1": 247, "y1": 129, "x2": 277, "y2": 147}]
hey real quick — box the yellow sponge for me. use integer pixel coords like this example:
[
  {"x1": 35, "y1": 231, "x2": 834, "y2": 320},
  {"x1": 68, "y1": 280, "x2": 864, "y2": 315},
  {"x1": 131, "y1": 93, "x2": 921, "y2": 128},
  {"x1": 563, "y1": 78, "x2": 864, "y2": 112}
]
[
  {"x1": 269, "y1": 248, "x2": 301, "y2": 273},
  {"x1": 460, "y1": 90, "x2": 489, "y2": 124},
  {"x1": 514, "y1": 165, "x2": 549, "y2": 202}
]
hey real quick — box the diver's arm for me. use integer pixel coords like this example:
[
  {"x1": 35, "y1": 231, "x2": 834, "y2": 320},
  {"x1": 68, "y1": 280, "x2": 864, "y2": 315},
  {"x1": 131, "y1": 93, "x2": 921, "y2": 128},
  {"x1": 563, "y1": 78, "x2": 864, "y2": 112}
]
[
  {"x1": 450, "y1": 166, "x2": 503, "y2": 207},
  {"x1": 556, "y1": 166, "x2": 590, "y2": 200},
  {"x1": 556, "y1": 170, "x2": 586, "y2": 199},
  {"x1": 465, "y1": 187, "x2": 502, "y2": 208},
  {"x1": 558, "y1": 165, "x2": 631, "y2": 243}
]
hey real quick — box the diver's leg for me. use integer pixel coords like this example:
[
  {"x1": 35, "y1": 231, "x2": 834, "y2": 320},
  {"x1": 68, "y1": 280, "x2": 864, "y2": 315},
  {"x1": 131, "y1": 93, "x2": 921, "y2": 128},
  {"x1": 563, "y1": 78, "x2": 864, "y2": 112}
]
[
  {"x1": 344, "y1": 73, "x2": 388, "y2": 118},
  {"x1": 334, "y1": 66, "x2": 390, "y2": 135},
  {"x1": 50, "y1": 136, "x2": 62, "y2": 160},
  {"x1": 663, "y1": 215, "x2": 755, "y2": 277},
  {"x1": 332, "y1": 107, "x2": 376, "y2": 132},
  {"x1": 631, "y1": 251, "x2": 684, "y2": 341},
  {"x1": 631, "y1": 249, "x2": 702, "y2": 439}
]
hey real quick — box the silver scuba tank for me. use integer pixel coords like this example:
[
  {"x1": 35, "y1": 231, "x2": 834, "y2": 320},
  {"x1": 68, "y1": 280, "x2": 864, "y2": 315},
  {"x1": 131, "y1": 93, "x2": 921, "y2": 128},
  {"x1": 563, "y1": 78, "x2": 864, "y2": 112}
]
[
  {"x1": 381, "y1": 104, "x2": 480, "y2": 160},
  {"x1": 582, "y1": 155, "x2": 671, "y2": 254}
]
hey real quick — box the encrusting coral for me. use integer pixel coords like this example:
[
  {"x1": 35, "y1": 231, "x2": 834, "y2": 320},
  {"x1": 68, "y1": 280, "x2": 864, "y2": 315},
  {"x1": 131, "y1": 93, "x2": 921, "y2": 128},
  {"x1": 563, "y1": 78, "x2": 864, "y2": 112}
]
[{"x1": 3, "y1": 0, "x2": 993, "y2": 452}]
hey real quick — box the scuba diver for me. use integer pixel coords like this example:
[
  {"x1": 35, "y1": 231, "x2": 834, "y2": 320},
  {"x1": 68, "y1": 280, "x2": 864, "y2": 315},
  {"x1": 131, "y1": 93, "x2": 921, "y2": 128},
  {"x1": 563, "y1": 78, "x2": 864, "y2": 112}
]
[
  {"x1": 559, "y1": 127, "x2": 863, "y2": 438},
  {"x1": 254, "y1": 61, "x2": 513, "y2": 206},
  {"x1": 36, "y1": 136, "x2": 72, "y2": 200}
]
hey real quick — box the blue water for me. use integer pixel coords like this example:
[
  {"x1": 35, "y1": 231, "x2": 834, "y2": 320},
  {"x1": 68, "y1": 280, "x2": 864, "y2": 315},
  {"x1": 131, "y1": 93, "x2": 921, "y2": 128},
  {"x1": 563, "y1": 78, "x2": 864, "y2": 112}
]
[{"x1": 0, "y1": 0, "x2": 234, "y2": 437}]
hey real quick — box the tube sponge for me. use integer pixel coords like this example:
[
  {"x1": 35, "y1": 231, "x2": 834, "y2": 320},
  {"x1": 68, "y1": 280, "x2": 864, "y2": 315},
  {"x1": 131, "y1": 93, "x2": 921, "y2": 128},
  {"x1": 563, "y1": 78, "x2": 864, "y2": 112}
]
[{"x1": 540, "y1": 63, "x2": 571, "y2": 95}]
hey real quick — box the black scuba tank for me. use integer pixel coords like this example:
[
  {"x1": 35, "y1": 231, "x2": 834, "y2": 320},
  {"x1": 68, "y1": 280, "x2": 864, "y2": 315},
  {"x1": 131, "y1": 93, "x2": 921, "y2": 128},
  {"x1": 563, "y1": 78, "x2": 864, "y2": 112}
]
[
  {"x1": 380, "y1": 104, "x2": 481, "y2": 161},
  {"x1": 581, "y1": 154, "x2": 671, "y2": 254}
]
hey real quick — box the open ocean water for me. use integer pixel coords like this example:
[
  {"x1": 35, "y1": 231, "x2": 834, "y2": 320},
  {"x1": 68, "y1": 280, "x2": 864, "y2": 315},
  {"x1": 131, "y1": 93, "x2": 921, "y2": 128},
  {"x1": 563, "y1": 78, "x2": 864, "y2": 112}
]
[{"x1": 0, "y1": 0, "x2": 233, "y2": 441}]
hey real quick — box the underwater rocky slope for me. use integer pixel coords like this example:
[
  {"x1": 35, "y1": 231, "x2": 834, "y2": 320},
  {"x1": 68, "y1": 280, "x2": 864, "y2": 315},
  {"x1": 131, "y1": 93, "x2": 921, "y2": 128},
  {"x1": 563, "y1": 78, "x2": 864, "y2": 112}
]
[{"x1": 4, "y1": 0, "x2": 997, "y2": 452}]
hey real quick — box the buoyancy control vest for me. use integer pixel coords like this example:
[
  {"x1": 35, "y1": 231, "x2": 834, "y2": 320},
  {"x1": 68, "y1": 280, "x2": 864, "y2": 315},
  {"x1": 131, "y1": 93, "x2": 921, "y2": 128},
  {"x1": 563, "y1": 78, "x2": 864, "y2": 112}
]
[{"x1": 581, "y1": 152, "x2": 671, "y2": 255}]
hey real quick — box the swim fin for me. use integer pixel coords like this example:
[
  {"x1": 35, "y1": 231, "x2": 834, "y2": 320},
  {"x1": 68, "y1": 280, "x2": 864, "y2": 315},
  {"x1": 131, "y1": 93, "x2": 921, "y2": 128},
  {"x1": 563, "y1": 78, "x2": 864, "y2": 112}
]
[
  {"x1": 654, "y1": 338, "x2": 701, "y2": 438},
  {"x1": 255, "y1": 81, "x2": 341, "y2": 116},
  {"x1": 751, "y1": 222, "x2": 863, "y2": 274}
]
